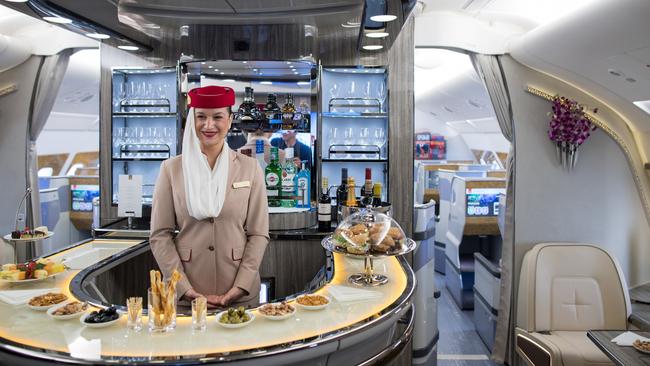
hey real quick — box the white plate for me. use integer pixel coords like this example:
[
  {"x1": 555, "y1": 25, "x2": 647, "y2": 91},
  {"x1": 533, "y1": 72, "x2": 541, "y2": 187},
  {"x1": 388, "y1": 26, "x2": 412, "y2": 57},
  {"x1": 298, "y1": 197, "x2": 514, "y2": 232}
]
[
  {"x1": 80, "y1": 312, "x2": 121, "y2": 328},
  {"x1": 0, "y1": 272, "x2": 63, "y2": 284},
  {"x1": 26, "y1": 293, "x2": 69, "y2": 311},
  {"x1": 633, "y1": 342, "x2": 650, "y2": 354},
  {"x1": 47, "y1": 301, "x2": 88, "y2": 320},
  {"x1": 3, "y1": 232, "x2": 54, "y2": 242},
  {"x1": 257, "y1": 303, "x2": 296, "y2": 320},
  {"x1": 295, "y1": 295, "x2": 331, "y2": 311},
  {"x1": 215, "y1": 310, "x2": 255, "y2": 329}
]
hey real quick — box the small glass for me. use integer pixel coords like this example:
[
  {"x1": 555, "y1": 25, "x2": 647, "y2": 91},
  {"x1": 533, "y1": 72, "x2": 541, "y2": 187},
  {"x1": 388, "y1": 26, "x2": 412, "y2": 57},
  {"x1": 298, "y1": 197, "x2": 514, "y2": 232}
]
[
  {"x1": 148, "y1": 286, "x2": 176, "y2": 333},
  {"x1": 191, "y1": 297, "x2": 207, "y2": 331},
  {"x1": 126, "y1": 297, "x2": 143, "y2": 331}
]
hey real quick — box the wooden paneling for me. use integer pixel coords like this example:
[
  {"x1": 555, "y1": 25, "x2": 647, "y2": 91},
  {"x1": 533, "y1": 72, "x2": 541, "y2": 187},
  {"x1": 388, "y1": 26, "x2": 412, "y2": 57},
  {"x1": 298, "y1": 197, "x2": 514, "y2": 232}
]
[
  {"x1": 423, "y1": 164, "x2": 459, "y2": 172},
  {"x1": 70, "y1": 151, "x2": 99, "y2": 168},
  {"x1": 387, "y1": 16, "x2": 414, "y2": 237},
  {"x1": 487, "y1": 170, "x2": 507, "y2": 178},
  {"x1": 464, "y1": 217, "x2": 500, "y2": 236},
  {"x1": 466, "y1": 180, "x2": 506, "y2": 189},
  {"x1": 37, "y1": 153, "x2": 69, "y2": 176}
]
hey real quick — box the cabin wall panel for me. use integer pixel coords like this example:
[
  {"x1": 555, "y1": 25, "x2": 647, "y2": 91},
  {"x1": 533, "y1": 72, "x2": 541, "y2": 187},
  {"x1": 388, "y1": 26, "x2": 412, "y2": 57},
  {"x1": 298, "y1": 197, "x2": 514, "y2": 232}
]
[
  {"x1": 502, "y1": 56, "x2": 650, "y2": 287},
  {"x1": 388, "y1": 16, "x2": 414, "y2": 237},
  {"x1": 0, "y1": 56, "x2": 41, "y2": 263}
]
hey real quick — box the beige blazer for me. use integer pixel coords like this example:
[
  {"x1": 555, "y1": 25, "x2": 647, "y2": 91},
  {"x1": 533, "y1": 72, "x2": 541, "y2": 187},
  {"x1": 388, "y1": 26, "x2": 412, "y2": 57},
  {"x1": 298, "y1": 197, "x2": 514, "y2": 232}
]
[{"x1": 150, "y1": 149, "x2": 269, "y2": 306}]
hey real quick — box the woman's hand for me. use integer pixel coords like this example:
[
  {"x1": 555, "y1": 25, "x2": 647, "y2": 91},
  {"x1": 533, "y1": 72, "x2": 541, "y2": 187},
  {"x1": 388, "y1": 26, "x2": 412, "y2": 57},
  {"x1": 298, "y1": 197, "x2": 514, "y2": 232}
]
[
  {"x1": 182, "y1": 288, "x2": 204, "y2": 302},
  {"x1": 206, "y1": 288, "x2": 246, "y2": 307}
]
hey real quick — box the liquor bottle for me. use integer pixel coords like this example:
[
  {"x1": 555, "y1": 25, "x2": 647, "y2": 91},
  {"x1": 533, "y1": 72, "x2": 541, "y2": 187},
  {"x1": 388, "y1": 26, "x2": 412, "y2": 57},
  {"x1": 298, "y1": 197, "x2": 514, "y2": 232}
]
[
  {"x1": 360, "y1": 168, "x2": 373, "y2": 207},
  {"x1": 318, "y1": 177, "x2": 332, "y2": 231},
  {"x1": 281, "y1": 94, "x2": 296, "y2": 130},
  {"x1": 237, "y1": 87, "x2": 260, "y2": 121},
  {"x1": 372, "y1": 183, "x2": 382, "y2": 207},
  {"x1": 281, "y1": 148, "x2": 297, "y2": 207},
  {"x1": 345, "y1": 177, "x2": 357, "y2": 207},
  {"x1": 295, "y1": 161, "x2": 311, "y2": 209},
  {"x1": 335, "y1": 168, "x2": 348, "y2": 215},
  {"x1": 298, "y1": 100, "x2": 311, "y2": 130},
  {"x1": 264, "y1": 93, "x2": 281, "y2": 127},
  {"x1": 265, "y1": 146, "x2": 282, "y2": 207},
  {"x1": 255, "y1": 139, "x2": 266, "y2": 171}
]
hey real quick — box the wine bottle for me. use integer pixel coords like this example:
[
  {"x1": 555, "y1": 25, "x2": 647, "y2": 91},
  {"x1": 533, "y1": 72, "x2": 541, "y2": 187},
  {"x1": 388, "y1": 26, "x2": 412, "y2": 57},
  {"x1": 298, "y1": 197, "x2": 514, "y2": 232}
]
[
  {"x1": 372, "y1": 183, "x2": 382, "y2": 207},
  {"x1": 335, "y1": 168, "x2": 348, "y2": 219},
  {"x1": 318, "y1": 177, "x2": 332, "y2": 231},
  {"x1": 346, "y1": 177, "x2": 357, "y2": 207},
  {"x1": 360, "y1": 168, "x2": 373, "y2": 207},
  {"x1": 265, "y1": 147, "x2": 281, "y2": 207}
]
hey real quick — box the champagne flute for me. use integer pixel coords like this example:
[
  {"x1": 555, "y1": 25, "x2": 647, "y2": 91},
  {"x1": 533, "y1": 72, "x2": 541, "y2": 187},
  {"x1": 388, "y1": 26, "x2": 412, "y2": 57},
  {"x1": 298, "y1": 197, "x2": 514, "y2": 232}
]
[
  {"x1": 374, "y1": 127, "x2": 386, "y2": 159},
  {"x1": 347, "y1": 80, "x2": 356, "y2": 113}
]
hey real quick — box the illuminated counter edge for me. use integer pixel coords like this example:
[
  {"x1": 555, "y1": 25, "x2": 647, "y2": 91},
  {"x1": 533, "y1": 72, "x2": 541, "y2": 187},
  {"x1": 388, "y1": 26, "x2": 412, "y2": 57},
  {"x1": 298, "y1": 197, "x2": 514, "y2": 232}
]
[{"x1": 0, "y1": 239, "x2": 415, "y2": 365}]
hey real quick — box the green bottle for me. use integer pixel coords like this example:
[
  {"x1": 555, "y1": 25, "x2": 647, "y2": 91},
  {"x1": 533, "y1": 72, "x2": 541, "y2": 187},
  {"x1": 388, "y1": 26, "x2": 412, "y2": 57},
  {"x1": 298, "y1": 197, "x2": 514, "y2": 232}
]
[
  {"x1": 281, "y1": 147, "x2": 297, "y2": 207},
  {"x1": 265, "y1": 147, "x2": 282, "y2": 207}
]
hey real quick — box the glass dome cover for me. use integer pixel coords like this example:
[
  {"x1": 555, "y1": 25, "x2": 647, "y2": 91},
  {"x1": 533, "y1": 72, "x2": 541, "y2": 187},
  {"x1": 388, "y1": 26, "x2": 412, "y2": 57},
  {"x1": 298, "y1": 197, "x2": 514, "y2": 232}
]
[{"x1": 332, "y1": 208, "x2": 406, "y2": 255}]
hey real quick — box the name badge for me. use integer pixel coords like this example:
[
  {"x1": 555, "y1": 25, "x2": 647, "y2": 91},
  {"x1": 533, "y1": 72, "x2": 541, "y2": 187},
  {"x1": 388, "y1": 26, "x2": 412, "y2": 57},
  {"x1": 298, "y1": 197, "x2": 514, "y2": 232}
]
[{"x1": 233, "y1": 181, "x2": 251, "y2": 189}]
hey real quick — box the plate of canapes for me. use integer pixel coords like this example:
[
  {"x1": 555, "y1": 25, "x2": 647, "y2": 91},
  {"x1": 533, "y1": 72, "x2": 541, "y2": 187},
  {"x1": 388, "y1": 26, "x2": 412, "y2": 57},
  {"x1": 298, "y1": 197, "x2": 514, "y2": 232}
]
[
  {"x1": 0, "y1": 260, "x2": 67, "y2": 284},
  {"x1": 295, "y1": 294, "x2": 331, "y2": 311},
  {"x1": 257, "y1": 301, "x2": 296, "y2": 320}
]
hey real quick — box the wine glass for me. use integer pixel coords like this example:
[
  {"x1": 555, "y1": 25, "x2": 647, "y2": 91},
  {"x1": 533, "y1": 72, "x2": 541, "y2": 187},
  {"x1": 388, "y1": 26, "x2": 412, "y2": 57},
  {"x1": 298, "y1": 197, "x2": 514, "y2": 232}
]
[
  {"x1": 113, "y1": 127, "x2": 125, "y2": 158},
  {"x1": 377, "y1": 81, "x2": 386, "y2": 112},
  {"x1": 373, "y1": 127, "x2": 386, "y2": 159},
  {"x1": 329, "y1": 84, "x2": 340, "y2": 113},
  {"x1": 358, "y1": 127, "x2": 370, "y2": 158},
  {"x1": 329, "y1": 127, "x2": 340, "y2": 158},
  {"x1": 343, "y1": 127, "x2": 354, "y2": 159},
  {"x1": 347, "y1": 81, "x2": 356, "y2": 113},
  {"x1": 362, "y1": 80, "x2": 372, "y2": 113}
]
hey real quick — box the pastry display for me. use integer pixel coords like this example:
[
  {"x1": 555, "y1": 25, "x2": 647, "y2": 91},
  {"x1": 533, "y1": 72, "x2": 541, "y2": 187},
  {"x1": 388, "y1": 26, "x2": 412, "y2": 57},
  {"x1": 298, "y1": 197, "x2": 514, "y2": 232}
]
[
  {"x1": 0, "y1": 259, "x2": 66, "y2": 281},
  {"x1": 52, "y1": 301, "x2": 87, "y2": 316},
  {"x1": 634, "y1": 339, "x2": 650, "y2": 352},
  {"x1": 10, "y1": 226, "x2": 49, "y2": 240},
  {"x1": 148, "y1": 269, "x2": 181, "y2": 329},
  {"x1": 331, "y1": 209, "x2": 406, "y2": 255},
  {"x1": 84, "y1": 306, "x2": 119, "y2": 324},
  {"x1": 296, "y1": 294, "x2": 329, "y2": 306},
  {"x1": 259, "y1": 301, "x2": 295, "y2": 317},
  {"x1": 218, "y1": 307, "x2": 252, "y2": 324},
  {"x1": 28, "y1": 292, "x2": 68, "y2": 307}
]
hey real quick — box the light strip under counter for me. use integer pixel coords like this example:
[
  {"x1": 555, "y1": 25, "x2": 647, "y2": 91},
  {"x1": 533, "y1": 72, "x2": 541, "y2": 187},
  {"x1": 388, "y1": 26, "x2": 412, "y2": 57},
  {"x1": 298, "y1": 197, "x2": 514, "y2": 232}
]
[{"x1": 0, "y1": 238, "x2": 414, "y2": 363}]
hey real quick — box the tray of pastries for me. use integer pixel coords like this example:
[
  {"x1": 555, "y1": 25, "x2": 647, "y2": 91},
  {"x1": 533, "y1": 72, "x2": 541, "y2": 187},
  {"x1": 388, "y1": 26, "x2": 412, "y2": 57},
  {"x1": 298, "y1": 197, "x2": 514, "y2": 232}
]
[
  {"x1": 322, "y1": 208, "x2": 416, "y2": 258},
  {"x1": 4, "y1": 226, "x2": 53, "y2": 241}
]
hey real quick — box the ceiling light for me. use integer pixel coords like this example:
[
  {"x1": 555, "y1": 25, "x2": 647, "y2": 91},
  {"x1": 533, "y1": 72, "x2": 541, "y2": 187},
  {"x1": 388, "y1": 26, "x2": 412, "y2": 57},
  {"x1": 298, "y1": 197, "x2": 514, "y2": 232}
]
[
  {"x1": 201, "y1": 62, "x2": 206, "y2": 65},
  {"x1": 43, "y1": 16, "x2": 73, "y2": 24},
  {"x1": 365, "y1": 32, "x2": 389, "y2": 39},
  {"x1": 253, "y1": 68, "x2": 258, "y2": 72},
  {"x1": 242, "y1": 61, "x2": 248, "y2": 64},
  {"x1": 85, "y1": 33, "x2": 110, "y2": 40},
  {"x1": 341, "y1": 23, "x2": 360, "y2": 28},
  {"x1": 5, "y1": 0, "x2": 29, "y2": 2},
  {"x1": 297, "y1": 81, "x2": 310, "y2": 86},
  {"x1": 223, "y1": 79, "x2": 236, "y2": 82},
  {"x1": 286, "y1": 62, "x2": 292, "y2": 65},
  {"x1": 219, "y1": 72, "x2": 225, "y2": 75},
  {"x1": 214, "y1": 69, "x2": 219, "y2": 72},
  {"x1": 260, "y1": 81, "x2": 273, "y2": 85},
  {"x1": 362, "y1": 45, "x2": 383, "y2": 51},
  {"x1": 208, "y1": 65, "x2": 213, "y2": 68},
  {"x1": 370, "y1": 15, "x2": 397, "y2": 22},
  {"x1": 118, "y1": 45, "x2": 139, "y2": 51}
]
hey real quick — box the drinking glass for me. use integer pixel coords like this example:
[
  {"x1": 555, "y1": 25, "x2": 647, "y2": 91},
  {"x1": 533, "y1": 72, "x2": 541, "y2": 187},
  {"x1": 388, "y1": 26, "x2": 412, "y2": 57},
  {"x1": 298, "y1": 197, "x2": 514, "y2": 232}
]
[
  {"x1": 374, "y1": 127, "x2": 386, "y2": 159},
  {"x1": 113, "y1": 127, "x2": 125, "y2": 158},
  {"x1": 347, "y1": 81, "x2": 356, "y2": 113},
  {"x1": 191, "y1": 297, "x2": 207, "y2": 331},
  {"x1": 126, "y1": 297, "x2": 143, "y2": 331},
  {"x1": 343, "y1": 127, "x2": 354, "y2": 159},
  {"x1": 362, "y1": 80, "x2": 372, "y2": 113},
  {"x1": 329, "y1": 127, "x2": 339, "y2": 158},
  {"x1": 329, "y1": 84, "x2": 340, "y2": 112},
  {"x1": 358, "y1": 127, "x2": 370, "y2": 158},
  {"x1": 148, "y1": 286, "x2": 176, "y2": 333},
  {"x1": 377, "y1": 81, "x2": 386, "y2": 112}
]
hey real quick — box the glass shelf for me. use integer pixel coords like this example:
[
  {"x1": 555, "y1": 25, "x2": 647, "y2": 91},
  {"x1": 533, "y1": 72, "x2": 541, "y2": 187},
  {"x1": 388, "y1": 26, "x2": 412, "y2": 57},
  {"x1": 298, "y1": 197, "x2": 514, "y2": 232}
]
[
  {"x1": 322, "y1": 112, "x2": 387, "y2": 118},
  {"x1": 113, "y1": 112, "x2": 177, "y2": 118},
  {"x1": 112, "y1": 157, "x2": 168, "y2": 162},
  {"x1": 321, "y1": 159, "x2": 387, "y2": 163}
]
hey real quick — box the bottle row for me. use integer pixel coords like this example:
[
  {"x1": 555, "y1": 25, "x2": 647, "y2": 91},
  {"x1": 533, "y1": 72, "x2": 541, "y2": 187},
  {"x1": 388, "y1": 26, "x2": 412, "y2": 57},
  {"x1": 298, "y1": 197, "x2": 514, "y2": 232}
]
[
  {"x1": 263, "y1": 146, "x2": 311, "y2": 209},
  {"x1": 235, "y1": 87, "x2": 311, "y2": 131}
]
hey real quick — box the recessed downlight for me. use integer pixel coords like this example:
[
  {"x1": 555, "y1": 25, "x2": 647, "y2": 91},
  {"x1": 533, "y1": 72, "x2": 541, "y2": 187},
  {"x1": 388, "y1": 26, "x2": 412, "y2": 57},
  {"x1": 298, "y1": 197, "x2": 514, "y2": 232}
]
[
  {"x1": 85, "y1": 33, "x2": 110, "y2": 40},
  {"x1": 365, "y1": 32, "x2": 389, "y2": 38},
  {"x1": 341, "y1": 23, "x2": 360, "y2": 28},
  {"x1": 223, "y1": 79, "x2": 236, "y2": 83},
  {"x1": 362, "y1": 45, "x2": 383, "y2": 51},
  {"x1": 297, "y1": 81, "x2": 310, "y2": 86},
  {"x1": 5, "y1": 0, "x2": 29, "y2": 2},
  {"x1": 260, "y1": 81, "x2": 273, "y2": 85},
  {"x1": 118, "y1": 45, "x2": 139, "y2": 51},
  {"x1": 370, "y1": 15, "x2": 397, "y2": 22},
  {"x1": 43, "y1": 16, "x2": 72, "y2": 24}
]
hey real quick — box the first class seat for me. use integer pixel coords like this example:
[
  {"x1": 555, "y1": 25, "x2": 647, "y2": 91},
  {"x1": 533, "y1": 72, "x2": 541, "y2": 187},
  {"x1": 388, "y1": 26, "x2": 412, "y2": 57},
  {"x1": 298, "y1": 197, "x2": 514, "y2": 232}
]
[{"x1": 515, "y1": 243, "x2": 631, "y2": 366}]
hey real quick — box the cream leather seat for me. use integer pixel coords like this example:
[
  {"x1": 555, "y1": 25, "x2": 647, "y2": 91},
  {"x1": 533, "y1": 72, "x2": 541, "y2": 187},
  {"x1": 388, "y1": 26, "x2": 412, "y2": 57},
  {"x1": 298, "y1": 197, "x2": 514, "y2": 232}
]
[{"x1": 515, "y1": 243, "x2": 631, "y2": 366}]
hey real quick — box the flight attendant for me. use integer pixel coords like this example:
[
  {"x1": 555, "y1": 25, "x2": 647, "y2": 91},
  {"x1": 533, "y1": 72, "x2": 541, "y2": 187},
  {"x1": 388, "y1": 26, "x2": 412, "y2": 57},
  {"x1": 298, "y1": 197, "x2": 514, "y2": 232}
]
[{"x1": 150, "y1": 85, "x2": 269, "y2": 308}]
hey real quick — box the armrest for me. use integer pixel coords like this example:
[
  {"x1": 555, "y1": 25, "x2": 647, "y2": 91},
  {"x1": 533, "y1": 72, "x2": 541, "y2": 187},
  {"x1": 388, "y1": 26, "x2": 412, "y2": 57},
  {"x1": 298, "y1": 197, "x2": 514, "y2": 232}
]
[{"x1": 515, "y1": 329, "x2": 556, "y2": 366}]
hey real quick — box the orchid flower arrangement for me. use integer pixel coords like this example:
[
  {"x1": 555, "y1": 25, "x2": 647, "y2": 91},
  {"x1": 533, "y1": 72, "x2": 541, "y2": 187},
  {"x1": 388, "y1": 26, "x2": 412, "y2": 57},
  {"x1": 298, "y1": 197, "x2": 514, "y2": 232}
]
[{"x1": 547, "y1": 95, "x2": 598, "y2": 146}]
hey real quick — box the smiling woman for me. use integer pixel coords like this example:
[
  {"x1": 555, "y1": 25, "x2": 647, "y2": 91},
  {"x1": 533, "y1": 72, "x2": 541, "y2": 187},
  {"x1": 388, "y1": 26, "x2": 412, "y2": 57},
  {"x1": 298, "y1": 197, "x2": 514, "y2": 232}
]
[{"x1": 150, "y1": 85, "x2": 270, "y2": 309}]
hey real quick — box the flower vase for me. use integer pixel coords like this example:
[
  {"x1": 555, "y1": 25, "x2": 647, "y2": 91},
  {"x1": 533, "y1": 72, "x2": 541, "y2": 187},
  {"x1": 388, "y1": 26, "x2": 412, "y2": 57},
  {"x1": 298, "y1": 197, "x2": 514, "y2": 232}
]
[{"x1": 556, "y1": 142, "x2": 578, "y2": 171}]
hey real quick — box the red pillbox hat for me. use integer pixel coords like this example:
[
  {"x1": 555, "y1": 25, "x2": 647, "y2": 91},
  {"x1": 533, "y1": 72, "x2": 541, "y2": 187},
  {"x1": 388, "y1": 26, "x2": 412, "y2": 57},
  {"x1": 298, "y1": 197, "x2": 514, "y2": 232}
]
[{"x1": 187, "y1": 85, "x2": 235, "y2": 108}]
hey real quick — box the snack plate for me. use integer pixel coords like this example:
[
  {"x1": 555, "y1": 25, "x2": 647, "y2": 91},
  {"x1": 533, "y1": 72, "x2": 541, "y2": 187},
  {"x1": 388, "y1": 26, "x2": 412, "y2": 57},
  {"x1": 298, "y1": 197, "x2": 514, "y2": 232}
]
[
  {"x1": 80, "y1": 313, "x2": 121, "y2": 328},
  {"x1": 321, "y1": 236, "x2": 416, "y2": 259},
  {"x1": 3, "y1": 232, "x2": 54, "y2": 242},
  {"x1": 215, "y1": 310, "x2": 255, "y2": 329},
  {"x1": 0, "y1": 272, "x2": 63, "y2": 284},
  {"x1": 26, "y1": 293, "x2": 68, "y2": 311},
  {"x1": 633, "y1": 342, "x2": 650, "y2": 354},
  {"x1": 295, "y1": 295, "x2": 331, "y2": 311},
  {"x1": 257, "y1": 304, "x2": 296, "y2": 320},
  {"x1": 47, "y1": 301, "x2": 88, "y2": 320}
]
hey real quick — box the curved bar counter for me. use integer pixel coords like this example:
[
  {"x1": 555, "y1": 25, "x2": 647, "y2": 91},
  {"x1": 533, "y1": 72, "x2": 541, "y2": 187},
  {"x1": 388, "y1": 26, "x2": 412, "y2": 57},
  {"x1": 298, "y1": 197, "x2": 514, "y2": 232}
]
[{"x1": 0, "y1": 238, "x2": 415, "y2": 365}]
